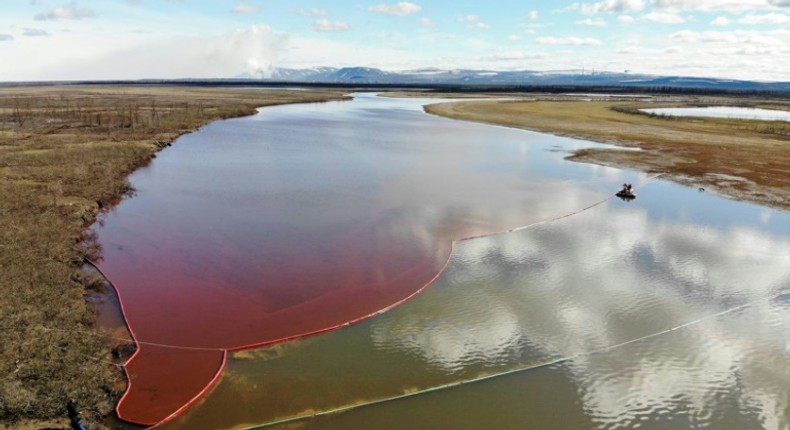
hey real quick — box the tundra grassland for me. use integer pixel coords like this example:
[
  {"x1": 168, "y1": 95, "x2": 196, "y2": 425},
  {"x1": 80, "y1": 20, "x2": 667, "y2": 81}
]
[
  {"x1": 0, "y1": 85, "x2": 348, "y2": 429},
  {"x1": 424, "y1": 95, "x2": 790, "y2": 211}
]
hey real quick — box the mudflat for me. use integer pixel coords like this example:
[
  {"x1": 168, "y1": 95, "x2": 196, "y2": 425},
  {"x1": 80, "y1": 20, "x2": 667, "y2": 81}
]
[{"x1": 425, "y1": 97, "x2": 790, "y2": 211}]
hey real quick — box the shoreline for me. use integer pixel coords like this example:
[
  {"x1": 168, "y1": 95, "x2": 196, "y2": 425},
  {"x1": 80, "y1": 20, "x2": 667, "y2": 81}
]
[
  {"x1": 423, "y1": 98, "x2": 790, "y2": 213},
  {"x1": 4, "y1": 88, "x2": 787, "y2": 427},
  {"x1": 0, "y1": 86, "x2": 349, "y2": 428}
]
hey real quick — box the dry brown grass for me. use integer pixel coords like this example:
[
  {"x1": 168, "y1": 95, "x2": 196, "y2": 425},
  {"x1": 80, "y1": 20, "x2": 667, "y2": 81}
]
[
  {"x1": 0, "y1": 85, "x2": 347, "y2": 427},
  {"x1": 425, "y1": 97, "x2": 790, "y2": 211}
]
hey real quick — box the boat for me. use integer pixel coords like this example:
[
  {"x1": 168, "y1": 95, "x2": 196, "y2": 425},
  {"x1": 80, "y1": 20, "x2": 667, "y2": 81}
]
[{"x1": 617, "y1": 184, "x2": 636, "y2": 200}]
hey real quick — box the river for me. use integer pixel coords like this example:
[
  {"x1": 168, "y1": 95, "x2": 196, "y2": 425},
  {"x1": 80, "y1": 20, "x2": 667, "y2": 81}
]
[{"x1": 94, "y1": 93, "x2": 790, "y2": 429}]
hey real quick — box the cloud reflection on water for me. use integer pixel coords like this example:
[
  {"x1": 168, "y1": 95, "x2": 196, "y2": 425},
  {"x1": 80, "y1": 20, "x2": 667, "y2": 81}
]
[
  {"x1": 151, "y1": 95, "x2": 790, "y2": 429},
  {"x1": 373, "y1": 201, "x2": 790, "y2": 428}
]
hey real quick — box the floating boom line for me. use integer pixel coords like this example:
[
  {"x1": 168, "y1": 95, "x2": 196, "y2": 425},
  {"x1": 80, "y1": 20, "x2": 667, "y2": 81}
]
[
  {"x1": 235, "y1": 286, "x2": 790, "y2": 430},
  {"x1": 58, "y1": 172, "x2": 668, "y2": 427}
]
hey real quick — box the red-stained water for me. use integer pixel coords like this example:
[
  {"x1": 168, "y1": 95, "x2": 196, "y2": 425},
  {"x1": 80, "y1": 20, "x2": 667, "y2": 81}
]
[{"x1": 94, "y1": 94, "x2": 620, "y2": 425}]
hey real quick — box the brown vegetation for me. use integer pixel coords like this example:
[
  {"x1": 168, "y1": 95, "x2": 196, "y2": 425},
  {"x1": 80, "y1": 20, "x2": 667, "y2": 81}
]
[
  {"x1": 425, "y1": 97, "x2": 790, "y2": 211},
  {"x1": 0, "y1": 85, "x2": 347, "y2": 427}
]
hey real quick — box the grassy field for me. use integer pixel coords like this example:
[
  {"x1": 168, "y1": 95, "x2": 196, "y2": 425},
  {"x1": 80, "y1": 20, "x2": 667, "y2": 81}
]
[
  {"x1": 0, "y1": 86, "x2": 348, "y2": 428},
  {"x1": 425, "y1": 96, "x2": 790, "y2": 211}
]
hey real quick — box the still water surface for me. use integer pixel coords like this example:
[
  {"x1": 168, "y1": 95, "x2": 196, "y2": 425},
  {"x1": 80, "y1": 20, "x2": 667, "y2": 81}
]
[
  {"x1": 641, "y1": 106, "x2": 790, "y2": 122},
  {"x1": 96, "y1": 94, "x2": 790, "y2": 429}
]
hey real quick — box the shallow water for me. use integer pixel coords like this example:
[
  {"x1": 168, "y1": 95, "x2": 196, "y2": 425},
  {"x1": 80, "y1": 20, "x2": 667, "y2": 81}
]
[
  {"x1": 641, "y1": 106, "x2": 790, "y2": 122},
  {"x1": 94, "y1": 94, "x2": 790, "y2": 429},
  {"x1": 160, "y1": 181, "x2": 790, "y2": 430},
  {"x1": 94, "y1": 93, "x2": 642, "y2": 424}
]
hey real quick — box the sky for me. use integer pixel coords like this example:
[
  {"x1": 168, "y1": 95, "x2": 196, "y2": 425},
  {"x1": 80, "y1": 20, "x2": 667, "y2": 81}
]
[{"x1": 0, "y1": 0, "x2": 788, "y2": 81}]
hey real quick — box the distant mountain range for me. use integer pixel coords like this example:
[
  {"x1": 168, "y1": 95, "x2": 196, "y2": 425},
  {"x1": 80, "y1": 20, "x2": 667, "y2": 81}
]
[{"x1": 237, "y1": 66, "x2": 790, "y2": 92}]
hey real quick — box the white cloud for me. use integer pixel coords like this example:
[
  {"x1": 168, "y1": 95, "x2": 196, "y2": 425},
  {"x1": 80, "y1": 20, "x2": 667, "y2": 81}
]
[
  {"x1": 5, "y1": 0, "x2": 789, "y2": 83},
  {"x1": 536, "y1": 36, "x2": 604, "y2": 45},
  {"x1": 290, "y1": 8, "x2": 328, "y2": 17},
  {"x1": 368, "y1": 2, "x2": 422, "y2": 16},
  {"x1": 670, "y1": 28, "x2": 789, "y2": 44},
  {"x1": 617, "y1": 46, "x2": 639, "y2": 54},
  {"x1": 231, "y1": 3, "x2": 259, "y2": 14},
  {"x1": 486, "y1": 50, "x2": 548, "y2": 61},
  {"x1": 527, "y1": 10, "x2": 540, "y2": 20},
  {"x1": 615, "y1": 44, "x2": 678, "y2": 54},
  {"x1": 719, "y1": 45, "x2": 790, "y2": 55},
  {"x1": 458, "y1": 15, "x2": 480, "y2": 23},
  {"x1": 579, "y1": 0, "x2": 785, "y2": 15},
  {"x1": 23, "y1": 28, "x2": 50, "y2": 37},
  {"x1": 651, "y1": 0, "x2": 782, "y2": 13},
  {"x1": 457, "y1": 15, "x2": 488, "y2": 29},
  {"x1": 34, "y1": 2, "x2": 96, "y2": 20},
  {"x1": 738, "y1": 12, "x2": 790, "y2": 24},
  {"x1": 642, "y1": 12, "x2": 686, "y2": 23},
  {"x1": 554, "y1": 3, "x2": 581, "y2": 13},
  {"x1": 422, "y1": 31, "x2": 457, "y2": 41},
  {"x1": 582, "y1": 0, "x2": 646, "y2": 15},
  {"x1": 312, "y1": 19, "x2": 351, "y2": 32},
  {"x1": 25, "y1": 25, "x2": 286, "y2": 80},
  {"x1": 419, "y1": 17, "x2": 433, "y2": 26},
  {"x1": 660, "y1": 28, "x2": 790, "y2": 77},
  {"x1": 711, "y1": 16, "x2": 732, "y2": 25},
  {"x1": 520, "y1": 22, "x2": 547, "y2": 29},
  {"x1": 669, "y1": 29, "x2": 701, "y2": 41},
  {"x1": 280, "y1": 33, "x2": 432, "y2": 70},
  {"x1": 0, "y1": 34, "x2": 14, "y2": 41},
  {"x1": 678, "y1": 29, "x2": 734, "y2": 42},
  {"x1": 576, "y1": 18, "x2": 609, "y2": 25}
]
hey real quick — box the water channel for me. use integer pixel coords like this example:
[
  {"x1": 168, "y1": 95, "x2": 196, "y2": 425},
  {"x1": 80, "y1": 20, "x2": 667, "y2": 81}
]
[{"x1": 94, "y1": 94, "x2": 790, "y2": 429}]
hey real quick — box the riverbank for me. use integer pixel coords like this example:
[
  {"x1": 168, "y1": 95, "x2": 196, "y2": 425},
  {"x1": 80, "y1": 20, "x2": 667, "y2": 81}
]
[
  {"x1": 424, "y1": 97, "x2": 790, "y2": 212},
  {"x1": 0, "y1": 86, "x2": 348, "y2": 428}
]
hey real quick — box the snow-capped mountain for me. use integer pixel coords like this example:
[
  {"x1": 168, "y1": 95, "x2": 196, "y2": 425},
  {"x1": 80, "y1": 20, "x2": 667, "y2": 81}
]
[{"x1": 246, "y1": 66, "x2": 790, "y2": 91}]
